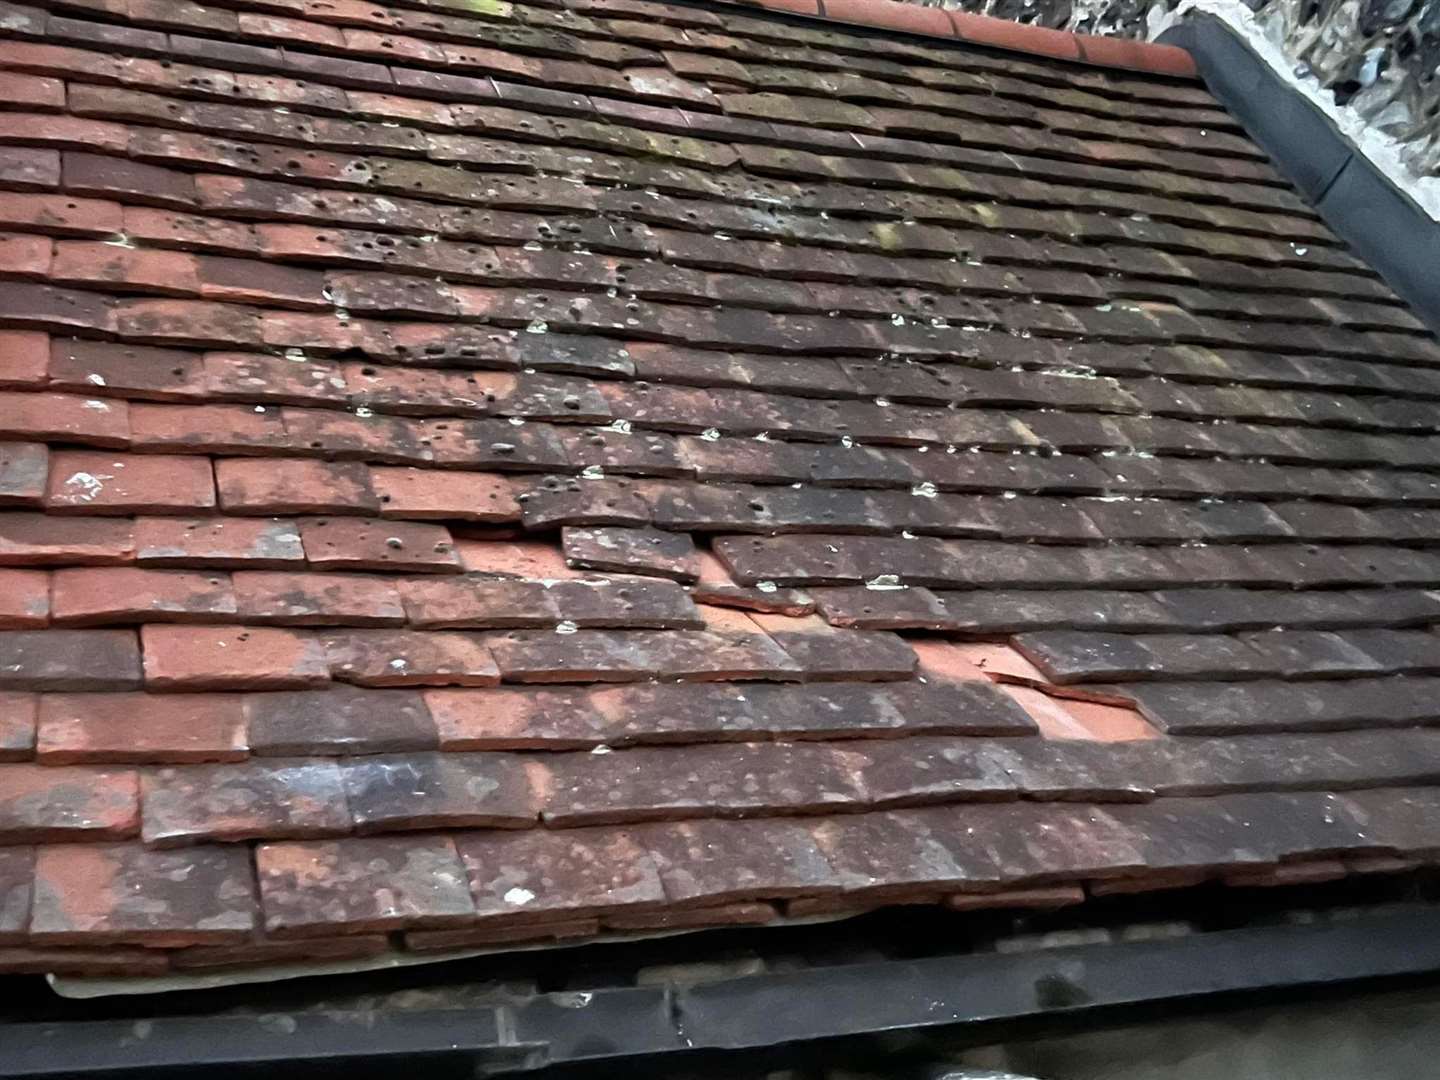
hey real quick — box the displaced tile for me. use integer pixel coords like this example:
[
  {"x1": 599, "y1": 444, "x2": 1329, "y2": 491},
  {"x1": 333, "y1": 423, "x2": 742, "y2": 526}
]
[
  {"x1": 691, "y1": 549, "x2": 814, "y2": 616},
  {"x1": 562, "y1": 525, "x2": 699, "y2": 582},
  {"x1": 748, "y1": 612, "x2": 917, "y2": 680}
]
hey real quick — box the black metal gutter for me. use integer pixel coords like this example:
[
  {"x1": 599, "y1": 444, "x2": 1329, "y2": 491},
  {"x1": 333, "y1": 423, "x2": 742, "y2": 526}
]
[
  {"x1": 5, "y1": 906, "x2": 1440, "y2": 1077},
  {"x1": 1159, "y1": 13, "x2": 1440, "y2": 335}
]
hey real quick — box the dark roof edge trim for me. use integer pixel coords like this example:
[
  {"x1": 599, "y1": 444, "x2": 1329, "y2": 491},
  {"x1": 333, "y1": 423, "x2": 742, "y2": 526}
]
[
  {"x1": 1161, "y1": 14, "x2": 1440, "y2": 336},
  {"x1": 710, "y1": 0, "x2": 1199, "y2": 76},
  {"x1": 7, "y1": 906, "x2": 1440, "y2": 1075}
]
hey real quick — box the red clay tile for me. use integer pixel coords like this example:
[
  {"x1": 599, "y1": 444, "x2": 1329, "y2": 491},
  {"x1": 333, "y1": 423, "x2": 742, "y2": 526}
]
[
  {"x1": 115, "y1": 298, "x2": 262, "y2": 348},
  {"x1": 45, "y1": 451, "x2": 215, "y2": 515},
  {"x1": 51, "y1": 567, "x2": 235, "y2": 625},
  {"x1": 169, "y1": 934, "x2": 390, "y2": 970},
  {"x1": 369, "y1": 467, "x2": 521, "y2": 522},
  {"x1": 134, "y1": 516, "x2": 305, "y2": 569},
  {"x1": 426, "y1": 687, "x2": 609, "y2": 750},
  {"x1": 0, "y1": 72, "x2": 64, "y2": 109},
  {"x1": 405, "y1": 919, "x2": 599, "y2": 950},
  {"x1": 1223, "y1": 860, "x2": 1349, "y2": 888},
  {"x1": 232, "y1": 571, "x2": 406, "y2": 626},
  {"x1": 1001, "y1": 684, "x2": 1093, "y2": 740},
  {"x1": 0, "y1": 944, "x2": 172, "y2": 976},
  {"x1": 130, "y1": 402, "x2": 289, "y2": 454},
  {"x1": 400, "y1": 577, "x2": 559, "y2": 629},
  {"x1": 0, "y1": 692, "x2": 36, "y2": 762},
  {"x1": 217, "y1": 458, "x2": 379, "y2": 516},
  {"x1": 0, "y1": 232, "x2": 53, "y2": 280},
  {"x1": 323, "y1": 629, "x2": 500, "y2": 687},
  {"x1": 0, "y1": 513, "x2": 135, "y2": 566},
  {"x1": 343, "y1": 751, "x2": 541, "y2": 832},
  {"x1": 455, "y1": 826, "x2": 666, "y2": 926},
  {"x1": 952, "y1": 642, "x2": 1051, "y2": 685},
  {"x1": 562, "y1": 525, "x2": 699, "y2": 582},
  {"x1": 48, "y1": 339, "x2": 203, "y2": 401},
  {"x1": 298, "y1": 517, "x2": 460, "y2": 573},
  {"x1": 606, "y1": 902, "x2": 777, "y2": 931},
  {"x1": 245, "y1": 686, "x2": 438, "y2": 756},
  {"x1": 0, "y1": 569, "x2": 47, "y2": 628},
  {"x1": 29, "y1": 842, "x2": 256, "y2": 945},
  {"x1": 0, "y1": 331, "x2": 48, "y2": 388},
  {"x1": 257, "y1": 835, "x2": 475, "y2": 937},
  {"x1": 748, "y1": 611, "x2": 917, "y2": 681},
  {"x1": 911, "y1": 639, "x2": 991, "y2": 683},
  {"x1": 691, "y1": 549, "x2": 814, "y2": 616},
  {"x1": 0, "y1": 845, "x2": 32, "y2": 943},
  {"x1": 141, "y1": 758, "x2": 350, "y2": 846},
  {"x1": 0, "y1": 192, "x2": 121, "y2": 236},
  {"x1": 1056, "y1": 698, "x2": 1161, "y2": 742},
  {"x1": 142, "y1": 625, "x2": 331, "y2": 691},
  {"x1": 944, "y1": 885, "x2": 1087, "y2": 911},
  {"x1": 0, "y1": 629, "x2": 142, "y2": 690},
  {"x1": 0, "y1": 763, "x2": 139, "y2": 841},
  {"x1": 456, "y1": 539, "x2": 578, "y2": 579},
  {"x1": 487, "y1": 627, "x2": 801, "y2": 683},
  {"x1": 0, "y1": 391, "x2": 129, "y2": 448},
  {"x1": 37, "y1": 692, "x2": 247, "y2": 764},
  {"x1": 0, "y1": 443, "x2": 47, "y2": 507},
  {"x1": 50, "y1": 241, "x2": 201, "y2": 297}
]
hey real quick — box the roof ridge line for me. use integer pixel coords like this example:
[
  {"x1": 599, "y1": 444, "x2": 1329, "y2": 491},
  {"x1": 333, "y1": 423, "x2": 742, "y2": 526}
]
[{"x1": 717, "y1": 0, "x2": 1199, "y2": 77}]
